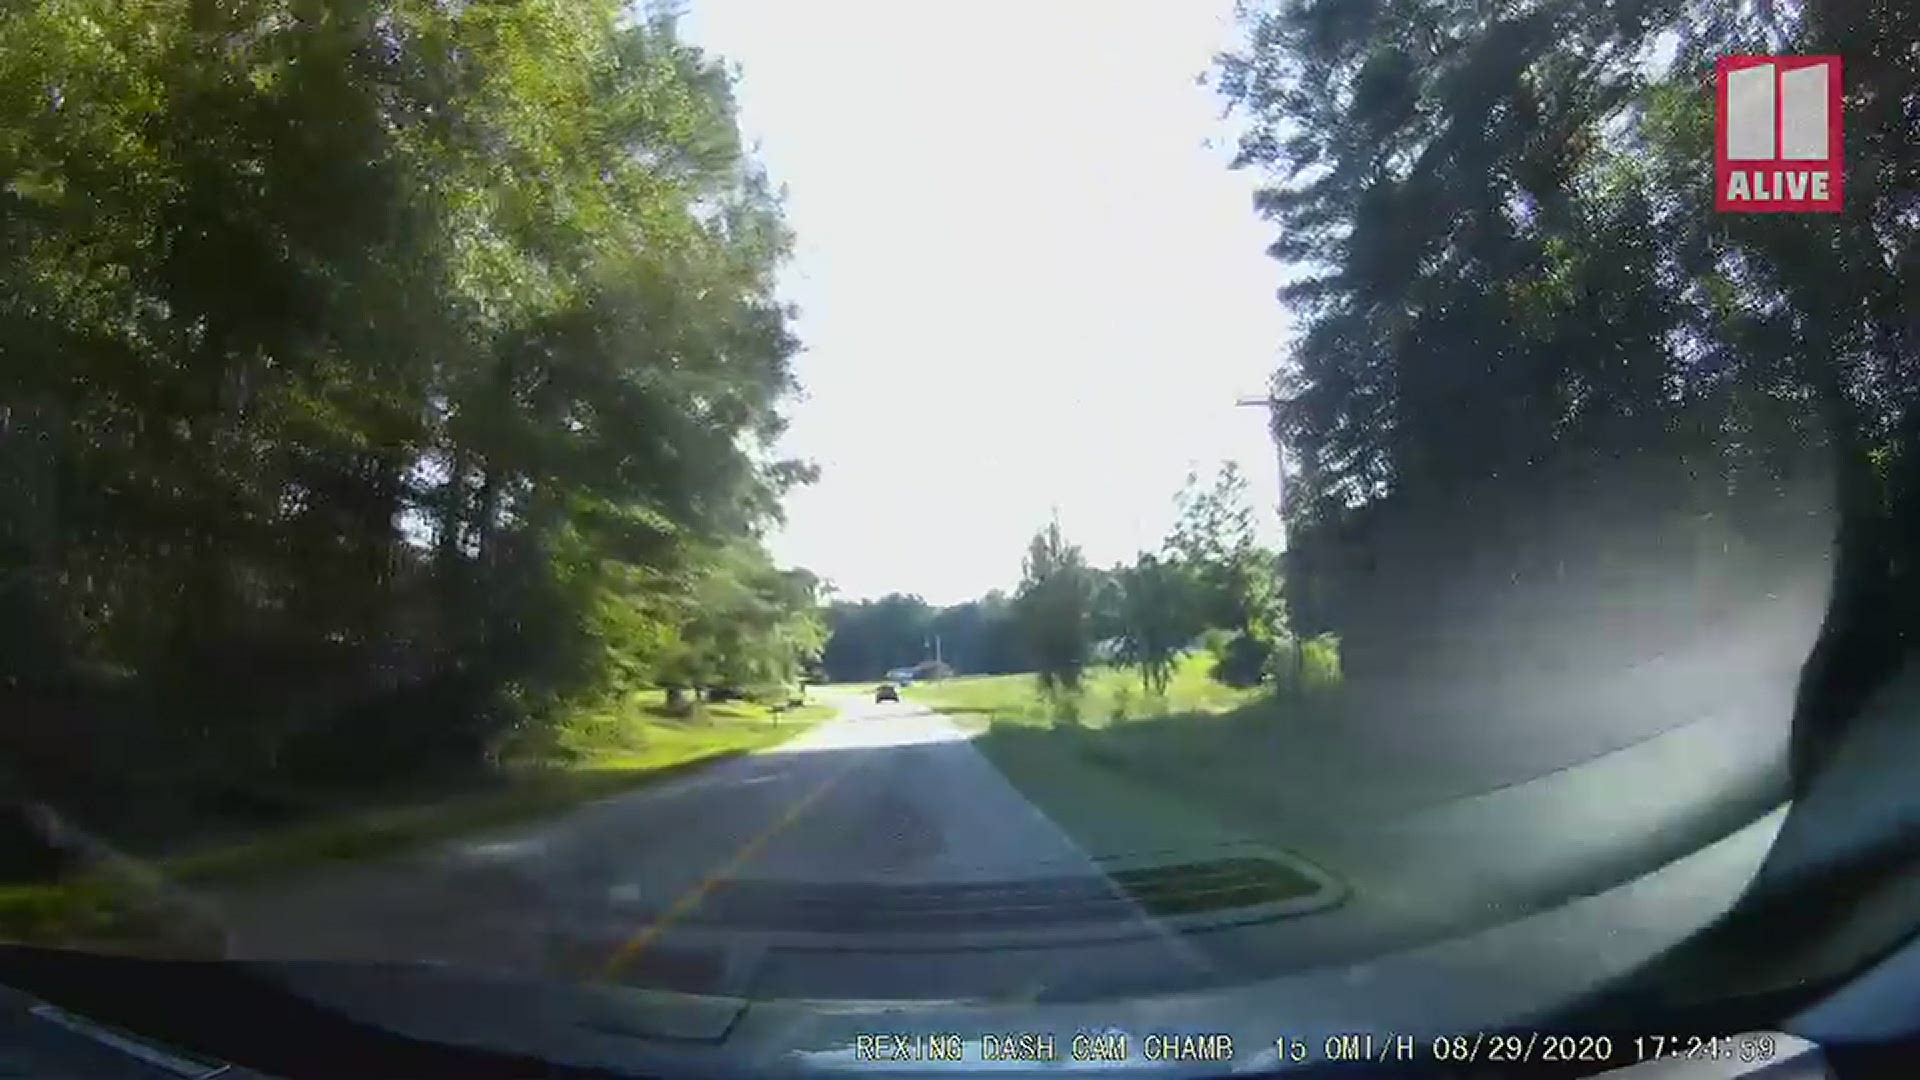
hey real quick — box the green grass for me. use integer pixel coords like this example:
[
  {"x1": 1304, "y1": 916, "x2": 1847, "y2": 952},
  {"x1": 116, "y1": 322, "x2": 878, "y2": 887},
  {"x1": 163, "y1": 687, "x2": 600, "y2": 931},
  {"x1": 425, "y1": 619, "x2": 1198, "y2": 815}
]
[
  {"x1": 903, "y1": 654, "x2": 1260, "y2": 731},
  {"x1": 551, "y1": 689, "x2": 831, "y2": 757},
  {"x1": 933, "y1": 678, "x2": 1347, "y2": 917},
  {"x1": 899, "y1": 657, "x2": 1267, "y2": 854},
  {"x1": 906, "y1": 658, "x2": 1343, "y2": 892},
  {"x1": 997, "y1": 697, "x2": 1310, "y2": 847},
  {"x1": 0, "y1": 694, "x2": 835, "y2": 950}
]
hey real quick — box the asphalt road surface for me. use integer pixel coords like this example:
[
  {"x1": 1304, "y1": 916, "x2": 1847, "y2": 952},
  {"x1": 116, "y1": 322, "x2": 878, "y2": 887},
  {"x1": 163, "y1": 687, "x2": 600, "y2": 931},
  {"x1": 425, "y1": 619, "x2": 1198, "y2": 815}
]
[
  {"x1": 217, "y1": 577, "x2": 1822, "y2": 1003},
  {"x1": 218, "y1": 697, "x2": 1220, "y2": 1002}
]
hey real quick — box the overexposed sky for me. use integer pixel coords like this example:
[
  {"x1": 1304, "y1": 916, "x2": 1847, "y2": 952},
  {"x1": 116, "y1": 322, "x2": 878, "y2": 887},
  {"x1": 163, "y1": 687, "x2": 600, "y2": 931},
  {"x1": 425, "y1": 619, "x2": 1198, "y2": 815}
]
[{"x1": 683, "y1": 0, "x2": 1290, "y2": 605}]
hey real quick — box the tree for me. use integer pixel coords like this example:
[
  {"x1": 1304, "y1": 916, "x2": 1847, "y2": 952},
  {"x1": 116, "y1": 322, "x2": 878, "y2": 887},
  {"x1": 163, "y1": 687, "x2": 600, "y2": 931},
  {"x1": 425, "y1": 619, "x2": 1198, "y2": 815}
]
[
  {"x1": 1165, "y1": 463, "x2": 1285, "y2": 686},
  {"x1": 1087, "y1": 566, "x2": 1128, "y2": 649},
  {"x1": 928, "y1": 591, "x2": 1027, "y2": 676},
  {"x1": 1113, "y1": 553, "x2": 1197, "y2": 696},
  {"x1": 821, "y1": 594, "x2": 936, "y2": 680},
  {"x1": 818, "y1": 590, "x2": 1029, "y2": 681},
  {"x1": 0, "y1": 0, "x2": 820, "y2": 811},
  {"x1": 1014, "y1": 517, "x2": 1095, "y2": 692},
  {"x1": 1209, "y1": 0, "x2": 1918, "y2": 1007},
  {"x1": 656, "y1": 546, "x2": 826, "y2": 700},
  {"x1": 1212, "y1": 0, "x2": 1912, "y2": 688}
]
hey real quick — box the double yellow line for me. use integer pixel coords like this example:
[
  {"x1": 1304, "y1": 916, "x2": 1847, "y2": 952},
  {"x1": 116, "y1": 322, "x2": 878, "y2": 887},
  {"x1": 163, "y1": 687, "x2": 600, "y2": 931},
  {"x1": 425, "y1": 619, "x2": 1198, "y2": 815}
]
[{"x1": 598, "y1": 760, "x2": 861, "y2": 980}]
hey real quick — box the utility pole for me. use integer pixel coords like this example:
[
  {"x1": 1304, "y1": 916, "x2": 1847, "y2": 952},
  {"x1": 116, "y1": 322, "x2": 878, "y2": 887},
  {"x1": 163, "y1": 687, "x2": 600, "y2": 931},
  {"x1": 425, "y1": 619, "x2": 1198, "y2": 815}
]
[
  {"x1": 1237, "y1": 393, "x2": 1303, "y2": 695},
  {"x1": 1235, "y1": 395, "x2": 1287, "y2": 539}
]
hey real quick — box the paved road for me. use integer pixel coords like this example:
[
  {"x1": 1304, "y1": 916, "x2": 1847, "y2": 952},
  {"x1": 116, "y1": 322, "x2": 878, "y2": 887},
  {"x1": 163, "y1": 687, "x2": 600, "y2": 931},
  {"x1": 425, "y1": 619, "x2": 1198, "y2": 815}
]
[
  {"x1": 219, "y1": 574, "x2": 1824, "y2": 1004},
  {"x1": 202, "y1": 659, "x2": 1819, "y2": 1075},
  {"x1": 218, "y1": 696, "x2": 1216, "y2": 1002}
]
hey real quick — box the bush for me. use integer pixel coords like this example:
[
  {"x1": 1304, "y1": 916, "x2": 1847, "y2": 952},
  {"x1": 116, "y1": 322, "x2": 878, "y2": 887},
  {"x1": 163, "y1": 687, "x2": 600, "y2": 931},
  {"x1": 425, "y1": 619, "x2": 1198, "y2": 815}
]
[
  {"x1": 1045, "y1": 687, "x2": 1084, "y2": 725},
  {"x1": 1264, "y1": 633, "x2": 1344, "y2": 694},
  {"x1": 1301, "y1": 634, "x2": 1343, "y2": 690},
  {"x1": 1210, "y1": 632, "x2": 1272, "y2": 689}
]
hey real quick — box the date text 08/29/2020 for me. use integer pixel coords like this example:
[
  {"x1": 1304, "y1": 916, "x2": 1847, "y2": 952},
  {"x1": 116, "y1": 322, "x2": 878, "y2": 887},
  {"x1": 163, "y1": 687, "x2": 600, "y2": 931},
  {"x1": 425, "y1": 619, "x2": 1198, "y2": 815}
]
[
  {"x1": 852, "y1": 1030, "x2": 1782, "y2": 1067},
  {"x1": 1276, "y1": 1031, "x2": 1780, "y2": 1066}
]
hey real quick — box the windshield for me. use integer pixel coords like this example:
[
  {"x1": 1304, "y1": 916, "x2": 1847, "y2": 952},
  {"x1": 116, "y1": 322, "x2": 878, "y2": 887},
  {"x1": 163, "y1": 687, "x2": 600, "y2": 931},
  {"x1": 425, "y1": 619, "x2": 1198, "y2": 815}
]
[{"x1": 2, "y1": 0, "x2": 1915, "y2": 1075}]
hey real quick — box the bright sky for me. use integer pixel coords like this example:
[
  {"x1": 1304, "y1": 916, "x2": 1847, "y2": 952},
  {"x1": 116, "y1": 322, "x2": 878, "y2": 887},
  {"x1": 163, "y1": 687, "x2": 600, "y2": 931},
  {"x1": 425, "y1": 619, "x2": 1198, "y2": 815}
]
[{"x1": 683, "y1": 0, "x2": 1291, "y2": 606}]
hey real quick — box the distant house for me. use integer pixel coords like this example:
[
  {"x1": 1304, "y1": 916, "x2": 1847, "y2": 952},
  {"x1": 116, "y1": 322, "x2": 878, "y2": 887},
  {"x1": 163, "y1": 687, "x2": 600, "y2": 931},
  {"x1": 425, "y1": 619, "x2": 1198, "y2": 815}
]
[{"x1": 884, "y1": 667, "x2": 918, "y2": 683}]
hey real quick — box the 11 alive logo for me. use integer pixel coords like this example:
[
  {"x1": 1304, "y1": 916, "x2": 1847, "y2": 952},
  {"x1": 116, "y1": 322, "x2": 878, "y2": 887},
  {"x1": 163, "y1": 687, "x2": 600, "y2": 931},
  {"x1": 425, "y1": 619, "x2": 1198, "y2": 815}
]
[{"x1": 1716, "y1": 56, "x2": 1843, "y2": 213}]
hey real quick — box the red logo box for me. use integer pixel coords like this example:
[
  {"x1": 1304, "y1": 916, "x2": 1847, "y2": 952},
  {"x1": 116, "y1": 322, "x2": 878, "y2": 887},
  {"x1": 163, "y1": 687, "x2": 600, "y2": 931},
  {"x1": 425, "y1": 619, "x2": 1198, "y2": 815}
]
[{"x1": 1715, "y1": 56, "x2": 1843, "y2": 213}]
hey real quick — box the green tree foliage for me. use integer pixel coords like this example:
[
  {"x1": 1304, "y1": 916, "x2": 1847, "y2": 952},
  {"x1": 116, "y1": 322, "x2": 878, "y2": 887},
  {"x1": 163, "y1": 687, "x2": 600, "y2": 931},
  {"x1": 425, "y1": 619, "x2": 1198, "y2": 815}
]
[
  {"x1": 821, "y1": 592, "x2": 1026, "y2": 681},
  {"x1": 653, "y1": 545, "x2": 827, "y2": 703},
  {"x1": 820, "y1": 594, "x2": 935, "y2": 680},
  {"x1": 1111, "y1": 553, "x2": 1197, "y2": 696},
  {"x1": 1168, "y1": 465, "x2": 1260, "y2": 627},
  {"x1": 1205, "y1": 0, "x2": 1916, "y2": 1000},
  {"x1": 1165, "y1": 463, "x2": 1286, "y2": 686},
  {"x1": 929, "y1": 591, "x2": 1027, "y2": 676},
  {"x1": 1086, "y1": 566, "x2": 1128, "y2": 649},
  {"x1": 0, "y1": 0, "x2": 820, "y2": 811},
  {"x1": 1216, "y1": 0, "x2": 1914, "y2": 721},
  {"x1": 1015, "y1": 517, "x2": 1096, "y2": 692},
  {"x1": 823, "y1": 470, "x2": 1288, "y2": 696}
]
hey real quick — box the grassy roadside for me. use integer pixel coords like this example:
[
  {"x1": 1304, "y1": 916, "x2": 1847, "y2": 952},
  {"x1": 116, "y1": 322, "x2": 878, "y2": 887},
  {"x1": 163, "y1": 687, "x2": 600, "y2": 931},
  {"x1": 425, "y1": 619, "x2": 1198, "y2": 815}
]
[
  {"x1": 901, "y1": 657, "x2": 1270, "y2": 847},
  {"x1": 902, "y1": 657, "x2": 1320, "y2": 849},
  {"x1": 903, "y1": 656, "x2": 1260, "y2": 731},
  {"x1": 905, "y1": 660, "x2": 1335, "y2": 911},
  {"x1": 179, "y1": 698, "x2": 833, "y2": 884},
  {"x1": 0, "y1": 693, "x2": 834, "y2": 949}
]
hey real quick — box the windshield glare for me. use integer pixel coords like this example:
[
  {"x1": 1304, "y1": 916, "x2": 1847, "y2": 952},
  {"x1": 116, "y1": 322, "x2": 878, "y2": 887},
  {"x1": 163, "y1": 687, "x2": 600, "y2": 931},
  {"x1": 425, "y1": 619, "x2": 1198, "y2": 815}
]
[{"x1": 2, "y1": 0, "x2": 1916, "y2": 1074}]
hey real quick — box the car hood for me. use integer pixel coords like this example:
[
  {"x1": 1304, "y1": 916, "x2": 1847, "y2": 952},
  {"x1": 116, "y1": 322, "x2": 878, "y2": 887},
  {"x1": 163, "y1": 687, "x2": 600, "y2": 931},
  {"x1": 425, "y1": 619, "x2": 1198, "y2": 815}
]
[{"x1": 249, "y1": 806, "x2": 1784, "y2": 1078}]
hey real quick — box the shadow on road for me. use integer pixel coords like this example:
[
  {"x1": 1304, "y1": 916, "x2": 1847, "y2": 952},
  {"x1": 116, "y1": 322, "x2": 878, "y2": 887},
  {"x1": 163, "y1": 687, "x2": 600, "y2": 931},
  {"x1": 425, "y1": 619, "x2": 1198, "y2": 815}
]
[{"x1": 36, "y1": 569, "x2": 1850, "y2": 1006}]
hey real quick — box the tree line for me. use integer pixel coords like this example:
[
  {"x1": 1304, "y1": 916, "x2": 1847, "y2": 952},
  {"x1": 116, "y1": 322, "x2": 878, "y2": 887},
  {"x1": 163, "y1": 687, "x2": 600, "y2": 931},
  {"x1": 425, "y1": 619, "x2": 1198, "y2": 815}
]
[
  {"x1": 1013, "y1": 464, "x2": 1304, "y2": 696},
  {"x1": 0, "y1": 0, "x2": 825, "y2": 830},
  {"x1": 821, "y1": 593, "x2": 1026, "y2": 683},
  {"x1": 825, "y1": 464, "x2": 1324, "y2": 698},
  {"x1": 1216, "y1": 0, "x2": 1914, "y2": 776}
]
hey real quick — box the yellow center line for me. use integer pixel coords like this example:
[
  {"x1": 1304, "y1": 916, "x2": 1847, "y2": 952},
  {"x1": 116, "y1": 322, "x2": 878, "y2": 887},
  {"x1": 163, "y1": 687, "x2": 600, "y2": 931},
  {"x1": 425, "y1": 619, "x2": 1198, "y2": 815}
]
[{"x1": 598, "y1": 759, "x2": 860, "y2": 981}]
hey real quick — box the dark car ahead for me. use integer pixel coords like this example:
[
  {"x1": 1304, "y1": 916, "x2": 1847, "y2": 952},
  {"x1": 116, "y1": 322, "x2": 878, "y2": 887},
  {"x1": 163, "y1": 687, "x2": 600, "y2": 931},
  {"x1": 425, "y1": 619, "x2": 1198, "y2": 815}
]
[{"x1": 874, "y1": 683, "x2": 899, "y2": 704}]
